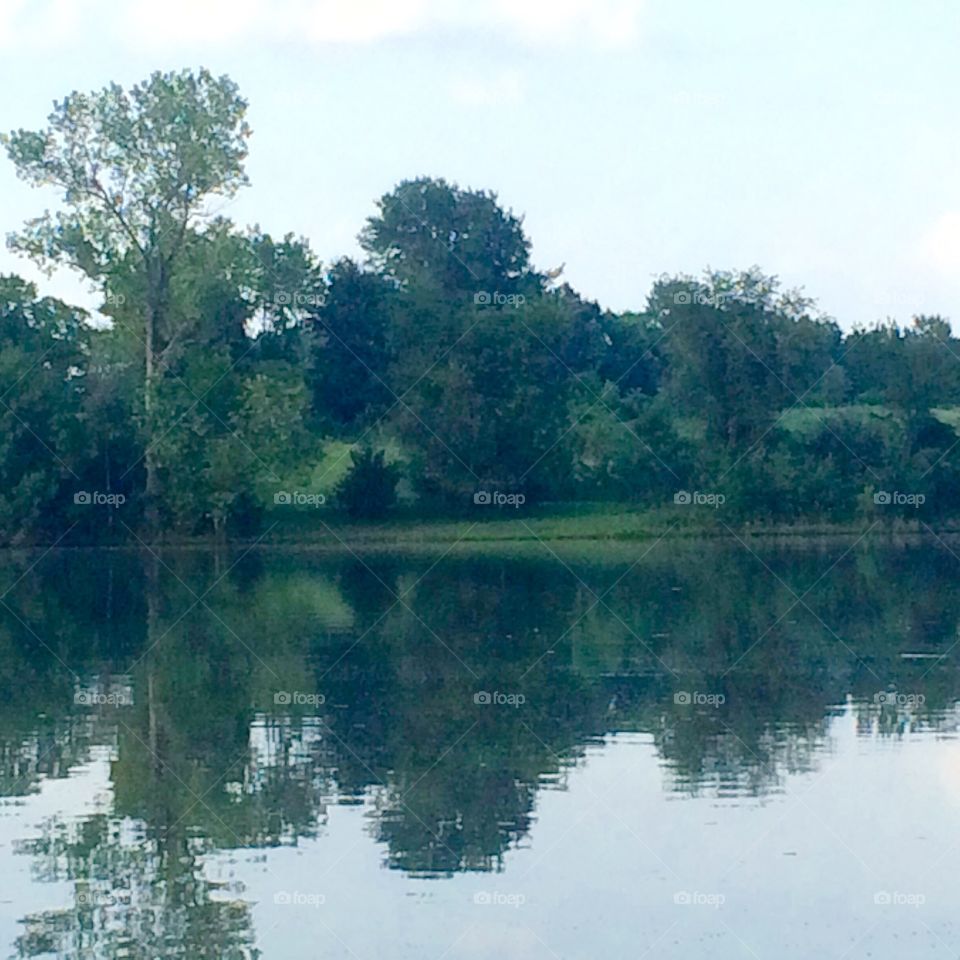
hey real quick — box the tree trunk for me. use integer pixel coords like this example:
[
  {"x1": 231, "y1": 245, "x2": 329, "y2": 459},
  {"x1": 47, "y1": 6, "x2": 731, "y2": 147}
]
[
  {"x1": 144, "y1": 297, "x2": 160, "y2": 533},
  {"x1": 146, "y1": 554, "x2": 161, "y2": 776}
]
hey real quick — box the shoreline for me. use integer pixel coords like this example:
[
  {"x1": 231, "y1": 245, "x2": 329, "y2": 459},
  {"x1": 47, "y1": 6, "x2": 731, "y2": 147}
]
[{"x1": 5, "y1": 510, "x2": 959, "y2": 553}]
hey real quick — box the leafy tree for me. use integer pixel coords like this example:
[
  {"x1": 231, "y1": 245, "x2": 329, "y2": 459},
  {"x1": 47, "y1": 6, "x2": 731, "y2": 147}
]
[
  {"x1": 393, "y1": 294, "x2": 582, "y2": 502},
  {"x1": 893, "y1": 316, "x2": 960, "y2": 420},
  {"x1": 360, "y1": 176, "x2": 537, "y2": 299},
  {"x1": 4, "y1": 68, "x2": 252, "y2": 527},
  {"x1": 79, "y1": 322, "x2": 145, "y2": 533},
  {"x1": 306, "y1": 257, "x2": 395, "y2": 428},
  {"x1": 842, "y1": 320, "x2": 905, "y2": 404},
  {"x1": 247, "y1": 230, "x2": 325, "y2": 347},
  {"x1": 843, "y1": 316, "x2": 960, "y2": 414},
  {"x1": 732, "y1": 414, "x2": 900, "y2": 521},
  {"x1": 152, "y1": 348, "x2": 314, "y2": 536},
  {"x1": 566, "y1": 387, "x2": 692, "y2": 502},
  {"x1": 598, "y1": 310, "x2": 666, "y2": 396},
  {"x1": 654, "y1": 269, "x2": 790, "y2": 450},
  {"x1": 773, "y1": 312, "x2": 845, "y2": 402},
  {"x1": 0, "y1": 276, "x2": 90, "y2": 541}
]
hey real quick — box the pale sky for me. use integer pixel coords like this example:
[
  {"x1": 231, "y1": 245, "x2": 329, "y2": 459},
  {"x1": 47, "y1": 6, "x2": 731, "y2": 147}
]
[{"x1": 2, "y1": 0, "x2": 960, "y2": 328}]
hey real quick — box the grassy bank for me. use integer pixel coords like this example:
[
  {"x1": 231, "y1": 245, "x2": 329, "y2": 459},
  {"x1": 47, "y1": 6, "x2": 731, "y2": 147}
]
[
  {"x1": 234, "y1": 505, "x2": 957, "y2": 549},
  {"x1": 10, "y1": 505, "x2": 958, "y2": 553}
]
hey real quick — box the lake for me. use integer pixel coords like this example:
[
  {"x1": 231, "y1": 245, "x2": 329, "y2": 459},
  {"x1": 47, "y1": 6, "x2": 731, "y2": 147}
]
[{"x1": 0, "y1": 539, "x2": 959, "y2": 958}]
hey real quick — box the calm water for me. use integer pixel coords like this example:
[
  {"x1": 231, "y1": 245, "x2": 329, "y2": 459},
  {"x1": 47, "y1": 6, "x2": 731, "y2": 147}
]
[{"x1": 1, "y1": 541, "x2": 960, "y2": 958}]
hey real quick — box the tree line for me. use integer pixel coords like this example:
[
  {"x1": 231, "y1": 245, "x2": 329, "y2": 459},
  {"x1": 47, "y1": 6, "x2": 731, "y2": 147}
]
[{"x1": 2, "y1": 68, "x2": 959, "y2": 543}]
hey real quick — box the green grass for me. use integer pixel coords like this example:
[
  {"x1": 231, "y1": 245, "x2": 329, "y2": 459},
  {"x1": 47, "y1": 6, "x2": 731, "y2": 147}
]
[
  {"x1": 779, "y1": 404, "x2": 960, "y2": 435},
  {"x1": 778, "y1": 404, "x2": 893, "y2": 432},
  {"x1": 933, "y1": 407, "x2": 960, "y2": 431},
  {"x1": 240, "y1": 504, "x2": 949, "y2": 552},
  {"x1": 262, "y1": 504, "x2": 676, "y2": 545}
]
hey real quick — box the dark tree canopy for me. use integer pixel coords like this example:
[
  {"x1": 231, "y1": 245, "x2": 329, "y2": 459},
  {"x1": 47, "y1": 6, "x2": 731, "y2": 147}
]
[{"x1": 360, "y1": 176, "x2": 536, "y2": 298}]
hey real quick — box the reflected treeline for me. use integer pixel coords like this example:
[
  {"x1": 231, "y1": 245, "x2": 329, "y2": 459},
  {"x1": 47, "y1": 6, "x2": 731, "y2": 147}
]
[
  {"x1": 1, "y1": 542, "x2": 960, "y2": 951},
  {"x1": 15, "y1": 813, "x2": 257, "y2": 959}
]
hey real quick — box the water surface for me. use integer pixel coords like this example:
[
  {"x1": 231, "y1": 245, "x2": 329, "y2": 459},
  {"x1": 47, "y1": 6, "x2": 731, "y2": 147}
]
[{"x1": 0, "y1": 541, "x2": 958, "y2": 958}]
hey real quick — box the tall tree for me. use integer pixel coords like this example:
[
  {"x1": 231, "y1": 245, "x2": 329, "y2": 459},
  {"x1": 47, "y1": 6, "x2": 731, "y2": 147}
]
[
  {"x1": 3, "y1": 68, "x2": 251, "y2": 528},
  {"x1": 306, "y1": 257, "x2": 394, "y2": 428},
  {"x1": 653, "y1": 269, "x2": 792, "y2": 449},
  {"x1": 0, "y1": 276, "x2": 89, "y2": 541},
  {"x1": 360, "y1": 176, "x2": 537, "y2": 299}
]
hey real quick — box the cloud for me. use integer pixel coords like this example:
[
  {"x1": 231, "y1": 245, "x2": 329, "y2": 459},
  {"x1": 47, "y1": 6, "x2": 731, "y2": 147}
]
[{"x1": 0, "y1": 0, "x2": 644, "y2": 50}]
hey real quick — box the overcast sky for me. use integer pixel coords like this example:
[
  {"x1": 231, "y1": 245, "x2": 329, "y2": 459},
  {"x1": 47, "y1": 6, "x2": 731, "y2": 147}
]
[{"x1": 1, "y1": 0, "x2": 959, "y2": 328}]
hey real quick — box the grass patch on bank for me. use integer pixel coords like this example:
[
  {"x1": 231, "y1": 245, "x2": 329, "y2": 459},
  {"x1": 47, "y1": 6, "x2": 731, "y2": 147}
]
[{"x1": 248, "y1": 503, "x2": 949, "y2": 549}]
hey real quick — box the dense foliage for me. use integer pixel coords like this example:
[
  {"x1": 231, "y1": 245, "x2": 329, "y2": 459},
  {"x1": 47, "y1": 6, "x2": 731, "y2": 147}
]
[{"x1": 2, "y1": 69, "x2": 960, "y2": 543}]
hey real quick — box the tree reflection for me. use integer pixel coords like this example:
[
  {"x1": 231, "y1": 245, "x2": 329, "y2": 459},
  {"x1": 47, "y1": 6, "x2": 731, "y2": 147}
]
[
  {"x1": 0, "y1": 543, "x2": 959, "y2": 952},
  {"x1": 15, "y1": 814, "x2": 257, "y2": 959}
]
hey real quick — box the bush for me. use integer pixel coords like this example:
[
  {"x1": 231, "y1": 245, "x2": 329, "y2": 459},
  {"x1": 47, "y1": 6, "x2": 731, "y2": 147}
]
[
  {"x1": 719, "y1": 413, "x2": 904, "y2": 523},
  {"x1": 336, "y1": 447, "x2": 400, "y2": 520}
]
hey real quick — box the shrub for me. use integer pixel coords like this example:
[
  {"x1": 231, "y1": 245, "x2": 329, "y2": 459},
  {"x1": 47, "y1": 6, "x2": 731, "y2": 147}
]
[{"x1": 336, "y1": 447, "x2": 400, "y2": 520}]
